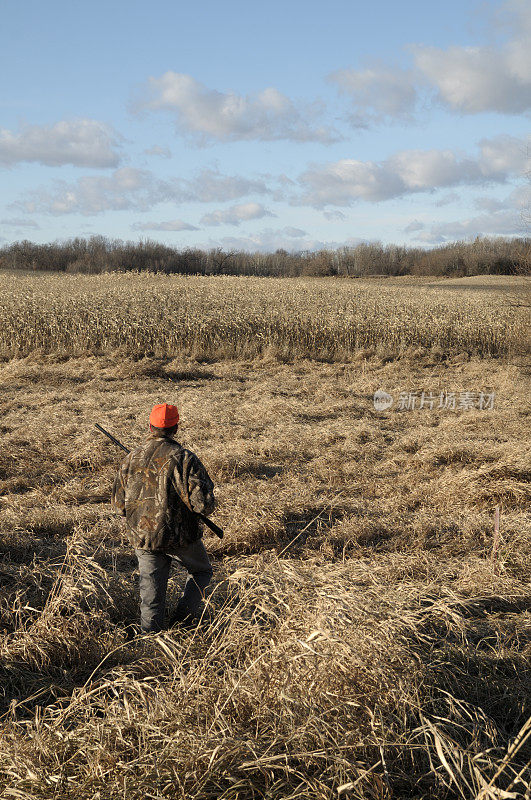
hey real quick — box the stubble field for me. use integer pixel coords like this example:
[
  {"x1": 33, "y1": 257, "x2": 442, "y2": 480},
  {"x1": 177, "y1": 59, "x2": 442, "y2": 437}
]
[{"x1": 0, "y1": 273, "x2": 529, "y2": 799}]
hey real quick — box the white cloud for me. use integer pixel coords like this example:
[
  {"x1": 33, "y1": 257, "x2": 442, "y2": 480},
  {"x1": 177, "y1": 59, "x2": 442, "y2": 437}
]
[
  {"x1": 16, "y1": 168, "x2": 270, "y2": 215},
  {"x1": 414, "y1": 210, "x2": 526, "y2": 243},
  {"x1": 131, "y1": 219, "x2": 198, "y2": 231},
  {"x1": 20, "y1": 168, "x2": 154, "y2": 214},
  {"x1": 0, "y1": 119, "x2": 122, "y2": 167},
  {"x1": 0, "y1": 217, "x2": 40, "y2": 228},
  {"x1": 328, "y1": 65, "x2": 417, "y2": 123},
  {"x1": 213, "y1": 229, "x2": 362, "y2": 253},
  {"x1": 325, "y1": 3, "x2": 531, "y2": 120},
  {"x1": 200, "y1": 202, "x2": 275, "y2": 227},
  {"x1": 388, "y1": 149, "x2": 482, "y2": 190},
  {"x1": 298, "y1": 159, "x2": 403, "y2": 205},
  {"x1": 403, "y1": 220, "x2": 424, "y2": 233},
  {"x1": 434, "y1": 192, "x2": 460, "y2": 207},
  {"x1": 137, "y1": 71, "x2": 338, "y2": 143},
  {"x1": 296, "y1": 136, "x2": 528, "y2": 207},
  {"x1": 478, "y1": 134, "x2": 528, "y2": 175},
  {"x1": 213, "y1": 228, "x2": 323, "y2": 252},
  {"x1": 474, "y1": 197, "x2": 509, "y2": 212},
  {"x1": 410, "y1": 184, "x2": 529, "y2": 243},
  {"x1": 282, "y1": 227, "x2": 307, "y2": 238},
  {"x1": 474, "y1": 184, "x2": 530, "y2": 213},
  {"x1": 185, "y1": 170, "x2": 270, "y2": 202},
  {"x1": 323, "y1": 209, "x2": 346, "y2": 221},
  {"x1": 143, "y1": 145, "x2": 171, "y2": 158},
  {"x1": 413, "y1": 2, "x2": 531, "y2": 114},
  {"x1": 414, "y1": 46, "x2": 530, "y2": 114}
]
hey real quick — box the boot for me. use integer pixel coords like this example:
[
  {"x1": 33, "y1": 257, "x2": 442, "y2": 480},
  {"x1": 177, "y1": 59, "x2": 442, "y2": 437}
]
[{"x1": 169, "y1": 599, "x2": 196, "y2": 629}]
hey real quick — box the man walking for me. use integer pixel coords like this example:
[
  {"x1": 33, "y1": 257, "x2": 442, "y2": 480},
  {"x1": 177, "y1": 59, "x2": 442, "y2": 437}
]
[{"x1": 111, "y1": 403, "x2": 215, "y2": 633}]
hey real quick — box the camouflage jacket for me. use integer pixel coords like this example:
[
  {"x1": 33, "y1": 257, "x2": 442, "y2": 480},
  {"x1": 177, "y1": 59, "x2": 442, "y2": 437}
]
[{"x1": 111, "y1": 432, "x2": 215, "y2": 553}]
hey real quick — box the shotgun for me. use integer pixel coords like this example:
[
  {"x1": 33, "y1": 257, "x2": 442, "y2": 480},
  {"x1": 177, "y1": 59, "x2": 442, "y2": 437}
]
[{"x1": 95, "y1": 423, "x2": 224, "y2": 539}]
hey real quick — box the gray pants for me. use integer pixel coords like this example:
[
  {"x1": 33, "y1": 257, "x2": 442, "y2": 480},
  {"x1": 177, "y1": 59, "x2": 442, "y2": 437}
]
[{"x1": 135, "y1": 539, "x2": 213, "y2": 633}]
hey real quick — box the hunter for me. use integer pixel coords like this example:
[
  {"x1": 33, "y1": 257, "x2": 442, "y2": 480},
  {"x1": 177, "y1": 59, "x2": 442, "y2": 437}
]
[{"x1": 111, "y1": 403, "x2": 215, "y2": 633}]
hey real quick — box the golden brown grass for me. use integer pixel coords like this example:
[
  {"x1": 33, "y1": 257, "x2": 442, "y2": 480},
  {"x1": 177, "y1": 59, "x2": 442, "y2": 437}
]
[
  {"x1": 0, "y1": 272, "x2": 528, "y2": 360},
  {"x1": 0, "y1": 274, "x2": 529, "y2": 798}
]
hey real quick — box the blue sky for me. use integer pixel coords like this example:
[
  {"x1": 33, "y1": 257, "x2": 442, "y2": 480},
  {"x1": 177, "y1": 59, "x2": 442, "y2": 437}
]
[{"x1": 1, "y1": 0, "x2": 529, "y2": 251}]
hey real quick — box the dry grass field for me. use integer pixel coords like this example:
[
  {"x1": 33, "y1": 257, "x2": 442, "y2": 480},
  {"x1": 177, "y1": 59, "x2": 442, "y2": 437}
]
[{"x1": 0, "y1": 273, "x2": 529, "y2": 799}]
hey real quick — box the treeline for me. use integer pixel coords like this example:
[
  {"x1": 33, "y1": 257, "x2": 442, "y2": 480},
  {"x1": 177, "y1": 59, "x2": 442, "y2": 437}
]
[{"x1": 1, "y1": 235, "x2": 529, "y2": 277}]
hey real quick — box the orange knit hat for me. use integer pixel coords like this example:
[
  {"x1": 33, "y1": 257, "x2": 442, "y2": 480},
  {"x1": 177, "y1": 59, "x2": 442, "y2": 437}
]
[{"x1": 149, "y1": 403, "x2": 180, "y2": 428}]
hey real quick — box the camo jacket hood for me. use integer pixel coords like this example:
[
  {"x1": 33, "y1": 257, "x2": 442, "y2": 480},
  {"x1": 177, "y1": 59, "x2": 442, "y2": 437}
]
[{"x1": 111, "y1": 432, "x2": 215, "y2": 553}]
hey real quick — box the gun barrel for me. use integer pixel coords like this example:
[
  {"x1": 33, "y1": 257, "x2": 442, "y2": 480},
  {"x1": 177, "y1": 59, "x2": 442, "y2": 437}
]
[{"x1": 95, "y1": 423, "x2": 130, "y2": 454}]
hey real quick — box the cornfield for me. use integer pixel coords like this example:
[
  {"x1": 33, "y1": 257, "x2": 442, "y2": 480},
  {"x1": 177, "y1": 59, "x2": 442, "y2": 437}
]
[{"x1": 0, "y1": 272, "x2": 527, "y2": 359}]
